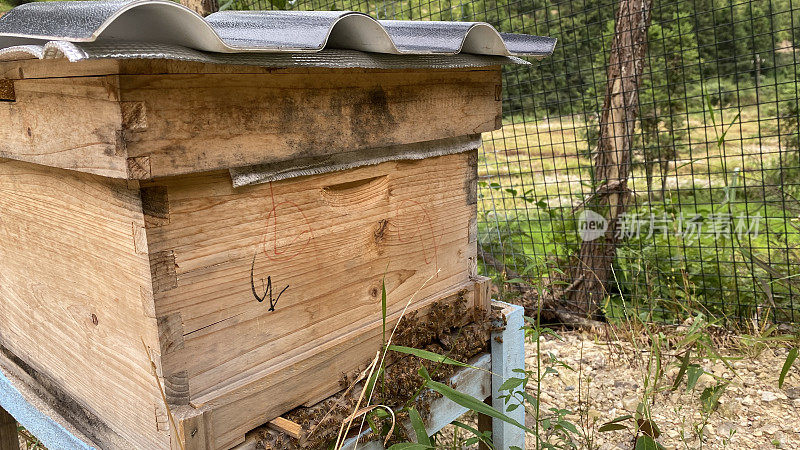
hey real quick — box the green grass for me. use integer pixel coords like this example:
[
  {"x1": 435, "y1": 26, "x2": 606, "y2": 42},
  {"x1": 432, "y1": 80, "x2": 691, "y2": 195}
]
[{"x1": 477, "y1": 105, "x2": 800, "y2": 323}]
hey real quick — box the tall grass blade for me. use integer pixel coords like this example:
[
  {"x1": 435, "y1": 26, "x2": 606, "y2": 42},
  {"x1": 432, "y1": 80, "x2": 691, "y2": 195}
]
[
  {"x1": 779, "y1": 348, "x2": 798, "y2": 388},
  {"x1": 387, "y1": 444, "x2": 432, "y2": 450},
  {"x1": 408, "y1": 407, "x2": 431, "y2": 446},
  {"x1": 418, "y1": 368, "x2": 533, "y2": 433},
  {"x1": 388, "y1": 345, "x2": 487, "y2": 372},
  {"x1": 451, "y1": 421, "x2": 495, "y2": 449}
]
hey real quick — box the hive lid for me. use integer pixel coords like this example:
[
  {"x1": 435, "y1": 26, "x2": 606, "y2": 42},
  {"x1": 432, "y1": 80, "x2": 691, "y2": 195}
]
[{"x1": 0, "y1": 0, "x2": 556, "y2": 68}]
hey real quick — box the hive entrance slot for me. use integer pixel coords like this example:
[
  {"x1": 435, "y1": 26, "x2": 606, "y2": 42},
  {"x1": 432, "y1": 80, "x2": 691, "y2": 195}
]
[{"x1": 320, "y1": 175, "x2": 389, "y2": 207}]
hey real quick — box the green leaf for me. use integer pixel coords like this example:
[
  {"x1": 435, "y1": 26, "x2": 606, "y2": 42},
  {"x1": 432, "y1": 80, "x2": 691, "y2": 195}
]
[
  {"x1": 418, "y1": 368, "x2": 532, "y2": 433},
  {"x1": 387, "y1": 444, "x2": 432, "y2": 450},
  {"x1": 598, "y1": 423, "x2": 628, "y2": 432},
  {"x1": 635, "y1": 435, "x2": 664, "y2": 450},
  {"x1": 497, "y1": 377, "x2": 524, "y2": 392},
  {"x1": 558, "y1": 420, "x2": 579, "y2": 434},
  {"x1": 452, "y1": 421, "x2": 494, "y2": 449},
  {"x1": 388, "y1": 345, "x2": 482, "y2": 370},
  {"x1": 364, "y1": 364, "x2": 384, "y2": 400},
  {"x1": 408, "y1": 407, "x2": 431, "y2": 446},
  {"x1": 700, "y1": 383, "x2": 728, "y2": 414},
  {"x1": 779, "y1": 348, "x2": 798, "y2": 388},
  {"x1": 606, "y1": 414, "x2": 633, "y2": 424},
  {"x1": 672, "y1": 348, "x2": 692, "y2": 390},
  {"x1": 686, "y1": 365, "x2": 703, "y2": 391}
]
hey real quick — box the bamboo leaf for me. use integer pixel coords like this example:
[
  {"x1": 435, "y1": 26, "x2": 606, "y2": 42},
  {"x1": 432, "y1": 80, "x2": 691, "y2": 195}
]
[
  {"x1": 389, "y1": 345, "x2": 481, "y2": 370},
  {"x1": 387, "y1": 444, "x2": 432, "y2": 450},
  {"x1": 408, "y1": 407, "x2": 431, "y2": 446},
  {"x1": 451, "y1": 421, "x2": 495, "y2": 449},
  {"x1": 418, "y1": 368, "x2": 532, "y2": 433},
  {"x1": 598, "y1": 423, "x2": 628, "y2": 432},
  {"x1": 779, "y1": 348, "x2": 798, "y2": 388},
  {"x1": 672, "y1": 348, "x2": 692, "y2": 390}
]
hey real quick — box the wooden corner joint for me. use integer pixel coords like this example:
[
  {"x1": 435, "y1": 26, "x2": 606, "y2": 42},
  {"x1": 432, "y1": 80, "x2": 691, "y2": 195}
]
[
  {"x1": 172, "y1": 405, "x2": 213, "y2": 450},
  {"x1": 121, "y1": 101, "x2": 148, "y2": 131},
  {"x1": 128, "y1": 156, "x2": 152, "y2": 180},
  {"x1": 151, "y1": 250, "x2": 179, "y2": 293},
  {"x1": 141, "y1": 185, "x2": 171, "y2": 228}
]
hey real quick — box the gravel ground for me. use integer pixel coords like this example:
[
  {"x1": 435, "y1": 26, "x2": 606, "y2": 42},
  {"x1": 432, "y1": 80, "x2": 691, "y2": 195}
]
[{"x1": 523, "y1": 329, "x2": 800, "y2": 449}]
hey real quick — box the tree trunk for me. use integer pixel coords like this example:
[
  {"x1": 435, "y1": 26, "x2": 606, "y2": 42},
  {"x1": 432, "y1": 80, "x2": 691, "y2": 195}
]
[
  {"x1": 567, "y1": 0, "x2": 653, "y2": 316},
  {"x1": 181, "y1": 0, "x2": 219, "y2": 16}
]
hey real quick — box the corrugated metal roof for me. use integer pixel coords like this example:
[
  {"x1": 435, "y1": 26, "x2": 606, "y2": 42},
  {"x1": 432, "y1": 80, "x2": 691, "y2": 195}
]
[
  {"x1": 0, "y1": 40, "x2": 530, "y2": 69},
  {"x1": 0, "y1": 0, "x2": 556, "y2": 63}
]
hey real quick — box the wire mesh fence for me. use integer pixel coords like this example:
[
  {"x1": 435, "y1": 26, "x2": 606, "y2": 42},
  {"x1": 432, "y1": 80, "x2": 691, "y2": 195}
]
[{"x1": 230, "y1": 0, "x2": 800, "y2": 325}]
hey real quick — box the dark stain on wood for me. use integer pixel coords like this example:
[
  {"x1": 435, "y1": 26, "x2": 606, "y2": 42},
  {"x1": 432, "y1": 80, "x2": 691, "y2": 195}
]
[
  {"x1": 157, "y1": 313, "x2": 184, "y2": 355},
  {"x1": 150, "y1": 250, "x2": 178, "y2": 293},
  {"x1": 465, "y1": 149, "x2": 478, "y2": 205},
  {"x1": 141, "y1": 186, "x2": 170, "y2": 228},
  {"x1": 0, "y1": 345, "x2": 125, "y2": 446},
  {"x1": 0, "y1": 79, "x2": 15, "y2": 102}
]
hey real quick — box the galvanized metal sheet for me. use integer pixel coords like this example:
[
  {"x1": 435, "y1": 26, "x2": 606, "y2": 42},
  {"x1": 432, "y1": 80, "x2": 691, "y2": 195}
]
[
  {"x1": 230, "y1": 134, "x2": 483, "y2": 187},
  {"x1": 0, "y1": 40, "x2": 530, "y2": 69},
  {"x1": 0, "y1": 0, "x2": 556, "y2": 57}
]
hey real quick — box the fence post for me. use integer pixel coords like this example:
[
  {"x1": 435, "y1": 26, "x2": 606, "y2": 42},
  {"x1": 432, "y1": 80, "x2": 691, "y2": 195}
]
[{"x1": 181, "y1": 0, "x2": 219, "y2": 16}]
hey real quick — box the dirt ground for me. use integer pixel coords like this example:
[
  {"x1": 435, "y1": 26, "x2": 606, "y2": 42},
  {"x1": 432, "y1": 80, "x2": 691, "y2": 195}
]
[{"x1": 520, "y1": 329, "x2": 800, "y2": 449}]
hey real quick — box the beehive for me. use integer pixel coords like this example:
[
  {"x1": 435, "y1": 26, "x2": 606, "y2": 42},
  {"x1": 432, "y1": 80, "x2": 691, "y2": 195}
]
[
  {"x1": 0, "y1": 57, "x2": 500, "y2": 449},
  {"x1": 0, "y1": 2, "x2": 556, "y2": 447}
]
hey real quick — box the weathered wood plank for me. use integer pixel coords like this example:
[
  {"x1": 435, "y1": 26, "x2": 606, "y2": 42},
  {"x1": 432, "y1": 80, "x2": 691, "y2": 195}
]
[
  {"x1": 0, "y1": 62, "x2": 500, "y2": 180},
  {"x1": 0, "y1": 159, "x2": 166, "y2": 448},
  {"x1": 0, "y1": 76, "x2": 127, "y2": 178},
  {"x1": 205, "y1": 281, "x2": 482, "y2": 449},
  {"x1": 120, "y1": 69, "x2": 500, "y2": 178},
  {"x1": 144, "y1": 153, "x2": 477, "y2": 399},
  {"x1": 267, "y1": 417, "x2": 301, "y2": 440}
]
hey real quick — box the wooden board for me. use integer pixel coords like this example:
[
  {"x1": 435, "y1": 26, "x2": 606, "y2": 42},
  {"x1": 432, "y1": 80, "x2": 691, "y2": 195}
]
[
  {"x1": 0, "y1": 60, "x2": 501, "y2": 180},
  {"x1": 0, "y1": 76, "x2": 127, "y2": 178},
  {"x1": 142, "y1": 152, "x2": 479, "y2": 448},
  {"x1": 0, "y1": 159, "x2": 167, "y2": 449},
  {"x1": 119, "y1": 68, "x2": 500, "y2": 179},
  {"x1": 206, "y1": 283, "x2": 483, "y2": 449}
]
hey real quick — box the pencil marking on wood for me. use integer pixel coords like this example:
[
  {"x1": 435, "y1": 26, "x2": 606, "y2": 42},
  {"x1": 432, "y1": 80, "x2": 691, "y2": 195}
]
[
  {"x1": 394, "y1": 199, "x2": 440, "y2": 268},
  {"x1": 262, "y1": 181, "x2": 313, "y2": 262}
]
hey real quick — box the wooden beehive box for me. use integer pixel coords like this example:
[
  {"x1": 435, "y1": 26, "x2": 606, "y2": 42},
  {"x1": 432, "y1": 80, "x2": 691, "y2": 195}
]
[{"x1": 0, "y1": 58, "x2": 500, "y2": 449}]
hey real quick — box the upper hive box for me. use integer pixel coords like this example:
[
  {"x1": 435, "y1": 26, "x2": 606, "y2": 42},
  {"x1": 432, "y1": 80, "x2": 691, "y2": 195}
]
[{"x1": 0, "y1": 1, "x2": 554, "y2": 448}]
